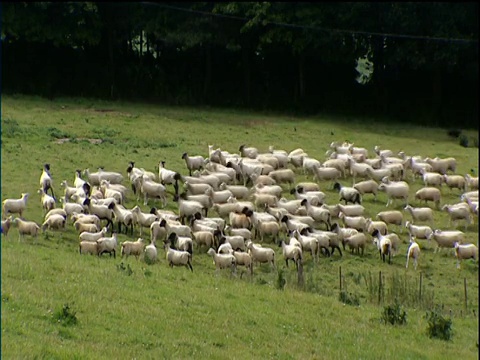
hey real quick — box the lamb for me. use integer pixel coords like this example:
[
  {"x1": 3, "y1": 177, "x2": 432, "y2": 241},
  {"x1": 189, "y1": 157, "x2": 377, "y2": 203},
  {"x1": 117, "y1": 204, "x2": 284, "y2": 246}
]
[
  {"x1": 218, "y1": 183, "x2": 250, "y2": 200},
  {"x1": 431, "y1": 229, "x2": 465, "y2": 254},
  {"x1": 252, "y1": 193, "x2": 278, "y2": 210},
  {"x1": 99, "y1": 182, "x2": 123, "y2": 205},
  {"x1": 144, "y1": 239, "x2": 158, "y2": 264},
  {"x1": 150, "y1": 219, "x2": 167, "y2": 244},
  {"x1": 267, "y1": 169, "x2": 295, "y2": 188},
  {"x1": 365, "y1": 167, "x2": 394, "y2": 182},
  {"x1": 441, "y1": 174, "x2": 466, "y2": 192},
  {"x1": 193, "y1": 230, "x2": 216, "y2": 252},
  {"x1": 79, "y1": 227, "x2": 109, "y2": 243},
  {"x1": 75, "y1": 222, "x2": 99, "y2": 234},
  {"x1": 204, "y1": 161, "x2": 237, "y2": 183},
  {"x1": 173, "y1": 193, "x2": 204, "y2": 225},
  {"x1": 232, "y1": 250, "x2": 253, "y2": 276},
  {"x1": 403, "y1": 205, "x2": 434, "y2": 227},
  {"x1": 96, "y1": 232, "x2": 118, "y2": 258},
  {"x1": 96, "y1": 168, "x2": 124, "y2": 185},
  {"x1": 307, "y1": 228, "x2": 343, "y2": 257},
  {"x1": 313, "y1": 165, "x2": 342, "y2": 182},
  {"x1": 415, "y1": 187, "x2": 442, "y2": 209},
  {"x1": 71, "y1": 213, "x2": 101, "y2": 228},
  {"x1": 139, "y1": 175, "x2": 167, "y2": 207},
  {"x1": 330, "y1": 222, "x2": 359, "y2": 250},
  {"x1": 343, "y1": 232, "x2": 367, "y2": 255},
  {"x1": 239, "y1": 144, "x2": 259, "y2": 159},
  {"x1": 217, "y1": 233, "x2": 246, "y2": 252},
  {"x1": 322, "y1": 158, "x2": 347, "y2": 178},
  {"x1": 121, "y1": 237, "x2": 147, "y2": 259},
  {"x1": 465, "y1": 174, "x2": 478, "y2": 191},
  {"x1": 256, "y1": 219, "x2": 282, "y2": 243},
  {"x1": 131, "y1": 205, "x2": 157, "y2": 236},
  {"x1": 453, "y1": 242, "x2": 478, "y2": 269},
  {"x1": 333, "y1": 182, "x2": 362, "y2": 205},
  {"x1": 13, "y1": 218, "x2": 40, "y2": 241},
  {"x1": 353, "y1": 180, "x2": 379, "y2": 201},
  {"x1": 44, "y1": 208, "x2": 67, "y2": 220},
  {"x1": 61, "y1": 198, "x2": 86, "y2": 217},
  {"x1": 182, "y1": 152, "x2": 205, "y2": 176},
  {"x1": 421, "y1": 170, "x2": 444, "y2": 188},
  {"x1": 83, "y1": 198, "x2": 114, "y2": 232},
  {"x1": 441, "y1": 203, "x2": 473, "y2": 231},
  {"x1": 377, "y1": 181, "x2": 409, "y2": 207},
  {"x1": 302, "y1": 156, "x2": 322, "y2": 178},
  {"x1": 405, "y1": 221, "x2": 433, "y2": 240},
  {"x1": 229, "y1": 208, "x2": 253, "y2": 230},
  {"x1": 207, "y1": 247, "x2": 237, "y2": 275},
  {"x1": 205, "y1": 187, "x2": 234, "y2": 204},
  {"x1": 347, "y1": 157, "x2": 373, "y2": 184},
  {"x1": 371, "y1": 229, "x2": 392, "y2": 264},
  {"x1": 186, "y1": 192, "x2": 213, "y2": 217},
  {"x1": 406, "y1": 238, "x2": 421, "y2": 270},
  {"x1": 384, "y1": 233, "x2": 401, "y2": 257},
  {"x1": 41, "y1": 214, "x2": 66, "y2": 232},
  {"x1": 158, "y1": 161, "x2": 181, "y2": 188},
  {"x1": 1, "y1": 216, "x2": 13, "y2": 238},
  {"x1": 246, "y1": 240, "x2": 276, "y2": 269},
  {"x1": 424, "y1": 157, "x2": 455, "y2": 175},
  {"x1": 335, "y1": 203, "x2": 365, "y2": 217},
  {"x1": 300, "y1": 199, "x2": 331, "y2": 230},
  {"x1": 290, "y1": 187, "x2": 325, "y2": 206},
  {"x1": 365, "y1": 218, "x2": 388, "y2": 236},
  {"x1": 60, "y1": 180, "x2": 86, "y2": 200},
  {"x1": 39, "y1": 163, "x2": 55, "y2": 198},
  {"x1": 225, "y1": 225, "x2": 252, "y2": 240},
  {"x1": 2, "y1": 193, "x2": 29, "y2": 219},
  {"x1": 79, "y1": 241, "x2": 99, "y2": 255},
  {"x1": 108, "y1": 203, "x2": 134, "y2": 235},
  {"x1": 338, "y1": 213, "x2": 368, "y2": 232},
  {"x1": 376, "y1": 210, "x2": 404, "y2": 233},
  {"x1": 167, "y1": 232, "x2": 194, "y2": 255},
  {"x1": 279, "y1": 240, "x2": 303, "y2": 269},
  {"x1": 38, "y1": 188, "x2": 56, "y2": 214},
  {"x1": 164, "y1": 240, "x2": 193, "y2": 271},
  {"x1": 82, "y1": 168, "x2": 102, "y2": 187},
  {"x1": 99, "y1": 179, "x2": 128, "y2": 199}
]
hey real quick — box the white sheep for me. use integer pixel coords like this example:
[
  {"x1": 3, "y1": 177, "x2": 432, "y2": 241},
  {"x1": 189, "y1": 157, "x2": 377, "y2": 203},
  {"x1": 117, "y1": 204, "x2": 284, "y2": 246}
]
[
  {"x1": 39, "y1": 163, "x2": 55, "y2": 198},
  {"x1": 79, "y1": 241, "x2": 99, "y2": 255},
  {"x1": 421, "y1": 170, "x2": 444, "y2": 188},
  {"x1": 150, "y1": 219, "x2": 167, "y2": 244},
  {"x1": 290, "y1": 187, "x2": 325, "y2": 206},
  {"x1": 347, "y1": 157, "x2": 373, "y2": 184},
  {"x1": 13, "y1": 218, "x2": 40, "y2": 241},
  {"x1": 158, "y1": 161, "x2": 181, "y2": 187},
  {"x1": 96, "y1": 232, "x2": 118, "y2": 258},
  {"x1": 405, "y1": 221, "x2": 433, "y2": 241},
  {"x1": 403, "y1": 205, "x2": 434, "y2": 227},
  {"x1": 335, "y1": 203, "x2": 365, "y2": 217},
  {"x1": 218, "y1": 183, "x2": 250, "y2": 200},
  {"x1": 465, "y1": 174, "x2": 478, "y2": 191},
  {"x1": 333, "y1": 182, "x2": 362, "y2": 205},
  {"x1": 441, "y1": 203, "x2": 473, "y2": 231},
  {"x1": 232, "y1": 250, "x2": 253, "y2": 276},
  {"x1": 246, "y1": 240, "x2": 276, "y2": 271},
  {"x1": 377, "y1": 181, "x2": 409, "y2": 207},
  {"x1": 371, "y1": 229, "x2": 392, "y2": 264},
  {"x1": 267, "y1": 169, "x2": 296, "y2": 188},
  {"x1": 38, "y1": 188, "x2": 56, "y2": 214},
  {"x1": 338, "y1": 213, "x2": 367, "y2": 232},
  {"x1": 299, "y1": 199, "x2": 331, "y2": 230},
  {"x1": 74, "y1": 222, "x2": 99, "y2": 234},
  {"x1": 79, "y1": 227, "x2": 109, "y2": 243},
  {"x1": 330, "y1": 222, "x2": 359, "y2": 250},
  {"x1": 376, "y1": 210, "x2": 404, "y2": 233},
  {"x1": 406, "y1": 238, "x2": 421, "y2": 270},
  {"x1": 41, "y1": 214, "x2": 66, "y2": 232},
  {"x1": 454, "y1": 242, "x2": 478, "y2": 269},
  {"x1": 131, "y1": 205, "x2": 157, "y2": 236},
  {"x1": 2, "y1": 193, "x2": 29, "y2": 219},
  {"x1": 443, "y1": 174, "x2": 467, "y2": 192},
  {"x1": 343, "y1": 232, "x2": 367, "y2": 255},
  {"x1": 108, "y1": 203, "x2": 134, "y2": 235},
  {"x1": 353, "y1": 180, "x2": 379, "y2": 201},
  {"x1": 164, "y1": 240, "x2": 193, "y2": 271},
  {"x1": 280, "y1": 239, "x2": 303, "y2": 269},
  {"x1": 83, "y1": 198, "x2": 114, "y2": 231},
  {"x1": 1, "y1": 216, "x2": 13, "y2": 238},
  {"x1": 144, "y1": 239, "x2": 158, "y2": 264},
  {"x1": 167, "y1": 232, "x2": 194, "y2": 255},
  {"x1": 97, "y1": 168, "x2": 124, "y2": 185},
  {"x1": 431, "y1": 229, "x2": 465, "y2": 254},
  {"x1": 365, "y1": 218, "x2": 388, "y2": 236},
  {"x1": 415, "y1": 187, "x2": 441, "y2": 209},
  {"x1": 239, "y1": 144, "x2": 259, "y2": 159},
  {"x1": 207, "y1": 247, "x2": 237, "y2": 275},
  {"x1": 121, "y1": 237, "x2": 146, "y2": 259},
  {"x1": 182, "y1": 152, "x2": 205, "y2": 176}
]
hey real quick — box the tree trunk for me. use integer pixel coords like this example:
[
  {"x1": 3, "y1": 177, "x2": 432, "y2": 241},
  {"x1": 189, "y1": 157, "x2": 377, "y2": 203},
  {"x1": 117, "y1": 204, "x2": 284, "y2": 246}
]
[{"x1": 298, "y1": 55, "x2": 305, "y2": 99}]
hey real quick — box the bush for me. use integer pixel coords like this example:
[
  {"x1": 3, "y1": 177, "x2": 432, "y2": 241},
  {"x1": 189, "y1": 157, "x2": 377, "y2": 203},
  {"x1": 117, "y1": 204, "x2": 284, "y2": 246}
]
[
  {"x1": 52, "y1": 303, "x2": 78, "y2": 327},
  {"x1": 459, "y1": 135, "x2": 469, "y2": 148},
  {"x1": 425, "y1": 308, "x2": 453, "y2": 341},
  {"x1": 275, "y1": 269, "x2": 286, "y2": 290},
  {"x1": 382, "y1": 300, "x2": 407, "y2": 325},
  {"x1": 339, "y1": 290, "x2": 360, "y2": 306}
]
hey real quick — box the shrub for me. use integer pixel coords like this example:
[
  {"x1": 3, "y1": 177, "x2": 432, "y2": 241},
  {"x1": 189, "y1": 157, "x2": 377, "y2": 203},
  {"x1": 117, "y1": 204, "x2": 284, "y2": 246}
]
[
  {"x1": 275, "y1": 269, "x2": 286, "y2": 290},
  {"x1": 425, "y1": 308, "x2": 453, "y2": 341},
  {"x1": 382, "y1": 300, "x2": 407, "y2": 325},
  {"x1": 459, "y1": 135, "x2": 469, "y2": 148},
  {"x1": 339, "y1": 291, "x2": 360, "y2": 306},
  {"x1": 52, "y1": 303, "x2": 78, "y2": 326}
]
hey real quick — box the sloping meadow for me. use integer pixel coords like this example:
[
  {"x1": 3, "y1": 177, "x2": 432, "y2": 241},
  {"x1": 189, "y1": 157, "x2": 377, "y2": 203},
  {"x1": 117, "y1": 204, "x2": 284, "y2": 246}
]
[{"x1": 1, "y1": 95, "x2": 478, "y2": 358}]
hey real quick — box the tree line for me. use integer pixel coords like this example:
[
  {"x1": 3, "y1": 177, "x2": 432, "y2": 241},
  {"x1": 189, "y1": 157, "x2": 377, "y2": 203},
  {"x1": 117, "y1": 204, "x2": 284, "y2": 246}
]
[{"x1": 1, "y1": 2, "x2": 478, "y2": 127}]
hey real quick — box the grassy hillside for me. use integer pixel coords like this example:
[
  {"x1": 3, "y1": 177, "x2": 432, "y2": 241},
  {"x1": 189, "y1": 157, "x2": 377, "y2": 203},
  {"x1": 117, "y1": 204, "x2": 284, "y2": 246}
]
[{"x1": 1, "y1": 95, "x2": 478, "y2": 359}]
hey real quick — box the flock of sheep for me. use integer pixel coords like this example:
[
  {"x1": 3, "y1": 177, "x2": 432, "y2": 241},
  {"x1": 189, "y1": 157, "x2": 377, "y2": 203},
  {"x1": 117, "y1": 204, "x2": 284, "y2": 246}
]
[{"x1": 1, "y1": 140, "x2": 479, "y2": 275}]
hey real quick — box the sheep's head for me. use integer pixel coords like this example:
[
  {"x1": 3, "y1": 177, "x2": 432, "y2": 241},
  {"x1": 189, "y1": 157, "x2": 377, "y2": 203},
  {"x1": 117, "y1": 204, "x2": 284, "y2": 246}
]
[{"x1": 333, "y1": 182, "x2": 342, "y2": 192}]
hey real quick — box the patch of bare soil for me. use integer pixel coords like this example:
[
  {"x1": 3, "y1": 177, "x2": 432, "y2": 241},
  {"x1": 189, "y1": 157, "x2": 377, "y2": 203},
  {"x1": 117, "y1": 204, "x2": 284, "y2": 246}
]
[{"x1": 54, "y1": 138, "x2": 103, "y2": 144}]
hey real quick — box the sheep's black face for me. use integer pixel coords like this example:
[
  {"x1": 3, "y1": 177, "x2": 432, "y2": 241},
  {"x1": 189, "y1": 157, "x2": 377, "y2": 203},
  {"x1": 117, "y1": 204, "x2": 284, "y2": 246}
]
[
  {"x1": 289, "y1": 188, "x2": 296, "y2": 195},
  {"x1": 333, "y1": 182, "x2": 341, "y2": 192}
]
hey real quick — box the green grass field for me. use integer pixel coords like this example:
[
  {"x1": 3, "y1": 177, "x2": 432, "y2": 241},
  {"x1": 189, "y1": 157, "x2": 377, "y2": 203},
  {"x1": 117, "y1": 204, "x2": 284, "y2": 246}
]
[{"x1": 1, "y1": 94, "x2": 478, "y2": 359}]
